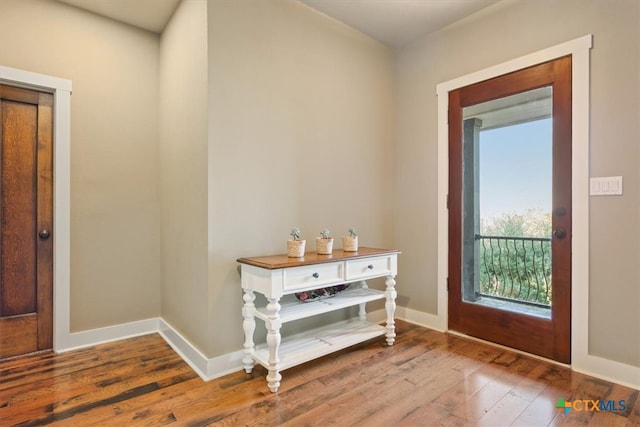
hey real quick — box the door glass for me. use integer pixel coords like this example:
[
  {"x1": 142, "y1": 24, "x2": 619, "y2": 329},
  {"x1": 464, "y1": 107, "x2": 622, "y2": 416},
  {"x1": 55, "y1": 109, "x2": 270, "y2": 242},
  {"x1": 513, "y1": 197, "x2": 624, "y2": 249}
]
[{"x1": 461, "y1": 86, "x2": 552, "y2": 318}]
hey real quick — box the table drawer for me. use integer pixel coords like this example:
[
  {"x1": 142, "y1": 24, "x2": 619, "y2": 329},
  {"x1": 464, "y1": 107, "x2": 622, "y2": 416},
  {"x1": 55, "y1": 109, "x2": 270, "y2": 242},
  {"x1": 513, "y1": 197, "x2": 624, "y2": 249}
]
[
  {"x1": 346, "y1": 256, "x2": 393, "y2": 281},
  {"x1": 283, "y1": 262, "x2": 344, "y2": 292}
]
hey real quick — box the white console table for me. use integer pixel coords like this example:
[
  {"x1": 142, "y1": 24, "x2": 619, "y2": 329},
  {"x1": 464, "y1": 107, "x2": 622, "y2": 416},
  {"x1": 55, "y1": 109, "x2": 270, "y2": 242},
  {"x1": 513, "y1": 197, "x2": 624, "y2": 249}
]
[{"x1": 237, "y1": 247, "x2": 399, "y2": 393}]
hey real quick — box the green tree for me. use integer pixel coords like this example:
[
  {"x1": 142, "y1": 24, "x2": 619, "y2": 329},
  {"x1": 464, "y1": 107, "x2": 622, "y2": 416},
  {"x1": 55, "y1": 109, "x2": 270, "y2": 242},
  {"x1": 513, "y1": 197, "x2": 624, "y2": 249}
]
[
  {"x1": 481, "y1": 209, "x2": 551, "y2": 237},
  {"x1": 479, "y1": 210, "x2": 552, "y2": 305}
]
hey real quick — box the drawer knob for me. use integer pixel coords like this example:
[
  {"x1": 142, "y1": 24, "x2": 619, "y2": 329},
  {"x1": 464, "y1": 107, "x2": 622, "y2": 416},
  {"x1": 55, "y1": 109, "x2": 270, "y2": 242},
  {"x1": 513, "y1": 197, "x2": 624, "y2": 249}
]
[
  {"x1": 312, "y1": 272, "x2": 319, "y2": 278},
  {"x1": 367, "y1": 264, "x2": 374, "y2": 270}
]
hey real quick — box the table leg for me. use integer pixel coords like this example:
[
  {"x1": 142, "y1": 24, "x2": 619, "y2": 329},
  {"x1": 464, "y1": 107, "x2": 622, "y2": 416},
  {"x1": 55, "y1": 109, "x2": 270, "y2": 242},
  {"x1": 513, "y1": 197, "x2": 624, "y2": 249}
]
[
  {"x1": 241, "y1": 289, "x2": 256, "y2": 373},
  {"x1": 265, "y1": 297, "x2": 282, "y2": 392},
  {"x1": 358, "y1": 281, "x2": 368, "y2": 321},
  {"x1": 385, "y1": 274, "x2": 397, "y2": 345}
]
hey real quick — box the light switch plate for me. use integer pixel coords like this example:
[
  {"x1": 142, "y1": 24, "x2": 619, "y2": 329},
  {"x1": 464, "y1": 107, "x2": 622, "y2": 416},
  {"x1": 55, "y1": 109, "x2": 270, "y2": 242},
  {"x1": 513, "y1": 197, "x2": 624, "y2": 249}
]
[{"x1": 590, "y1": 176, "x2": 623, "y2": 195}]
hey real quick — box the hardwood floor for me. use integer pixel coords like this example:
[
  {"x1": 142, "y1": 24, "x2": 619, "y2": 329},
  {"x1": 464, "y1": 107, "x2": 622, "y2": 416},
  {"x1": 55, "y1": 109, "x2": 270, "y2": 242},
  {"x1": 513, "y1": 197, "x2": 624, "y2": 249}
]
[{"x1": 1, "y1": 320, "x2": 638, "y2": 426}]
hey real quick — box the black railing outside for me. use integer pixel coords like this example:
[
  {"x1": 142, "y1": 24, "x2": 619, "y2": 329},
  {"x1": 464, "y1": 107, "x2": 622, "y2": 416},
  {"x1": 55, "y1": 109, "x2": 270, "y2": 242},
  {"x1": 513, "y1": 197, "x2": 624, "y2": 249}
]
[{"x1": 476, "y1": 234, "x2": 552, "y2": 307}]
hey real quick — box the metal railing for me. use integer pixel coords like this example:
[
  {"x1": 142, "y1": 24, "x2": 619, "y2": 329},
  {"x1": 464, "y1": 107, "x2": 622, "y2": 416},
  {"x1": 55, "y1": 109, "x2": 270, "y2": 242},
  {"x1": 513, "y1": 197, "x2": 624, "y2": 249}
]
[{"x1": 476, "y1": 234, "x2": 552, "y2": 307}]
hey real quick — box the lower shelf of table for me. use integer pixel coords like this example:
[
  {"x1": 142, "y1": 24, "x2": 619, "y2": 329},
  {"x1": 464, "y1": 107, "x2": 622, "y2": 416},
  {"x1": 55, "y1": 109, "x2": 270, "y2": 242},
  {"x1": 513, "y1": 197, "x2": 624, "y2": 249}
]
[
  {"x1": 254, "y1": 286, "x2": 385, "y2": 324},
  {"x1": 252, "y1": 318, "x2": 386, "y2": 371}
]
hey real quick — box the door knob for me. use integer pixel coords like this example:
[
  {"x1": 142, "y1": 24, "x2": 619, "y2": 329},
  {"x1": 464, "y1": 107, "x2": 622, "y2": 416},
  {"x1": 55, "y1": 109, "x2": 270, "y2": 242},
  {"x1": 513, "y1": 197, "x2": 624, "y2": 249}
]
[
  {"x1": 38, "y1": 229, "x2": 50, "y2": 240},
  {"x1": 553, "y1": 228, "x2": 566, "y2": 239}
]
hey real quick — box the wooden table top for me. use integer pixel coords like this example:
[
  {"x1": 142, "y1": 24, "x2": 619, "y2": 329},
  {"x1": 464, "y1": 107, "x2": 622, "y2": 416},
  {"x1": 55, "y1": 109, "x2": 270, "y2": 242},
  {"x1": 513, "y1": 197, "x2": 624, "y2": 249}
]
[{"x1": 237, "y1": 247, "x2": 400, "y2": 270}]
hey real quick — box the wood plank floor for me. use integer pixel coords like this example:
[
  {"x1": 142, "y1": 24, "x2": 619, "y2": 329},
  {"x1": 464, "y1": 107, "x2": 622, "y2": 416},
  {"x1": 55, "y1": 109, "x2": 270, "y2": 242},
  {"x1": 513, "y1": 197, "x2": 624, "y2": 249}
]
[{"x1": 1, "y1": 320, "x2": 638, "y2": 426}]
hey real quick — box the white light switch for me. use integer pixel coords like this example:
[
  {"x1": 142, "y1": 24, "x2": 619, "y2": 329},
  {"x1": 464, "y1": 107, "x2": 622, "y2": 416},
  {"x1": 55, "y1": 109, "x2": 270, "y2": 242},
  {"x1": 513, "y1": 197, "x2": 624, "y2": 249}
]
[{"x1": 590, "y1": 176, "x2": 623, "y2": 195}]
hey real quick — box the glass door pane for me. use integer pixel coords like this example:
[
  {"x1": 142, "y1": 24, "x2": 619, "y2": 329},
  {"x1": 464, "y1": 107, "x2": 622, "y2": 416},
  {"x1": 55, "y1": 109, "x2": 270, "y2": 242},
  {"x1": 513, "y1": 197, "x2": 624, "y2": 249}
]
[{"x1": 460, "y1": 86, "x2": 553, "y2": 318}]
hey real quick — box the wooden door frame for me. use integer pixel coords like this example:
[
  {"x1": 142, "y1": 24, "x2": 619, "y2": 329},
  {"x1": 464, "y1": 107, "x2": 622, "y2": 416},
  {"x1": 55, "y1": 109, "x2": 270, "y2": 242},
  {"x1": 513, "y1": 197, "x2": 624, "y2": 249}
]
[
  {"x1": 435, "y1": 36, "x2": 591, "y2": 365},
  {"x1": 447, "y1": 56, "x2": 572, "y2": 363},
  {"x1": 0, "y1": 66, "x2": 71, "y2": 352}
]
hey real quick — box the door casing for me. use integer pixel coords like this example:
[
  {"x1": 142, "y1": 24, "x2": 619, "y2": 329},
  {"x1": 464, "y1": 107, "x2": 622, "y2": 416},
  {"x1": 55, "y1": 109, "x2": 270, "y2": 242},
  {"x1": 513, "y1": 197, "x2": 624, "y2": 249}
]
[
  {"x1": 435, "y1": 35, "x2": 592, "y2": 368},
  {"x1": 0, "y1": 66, "x2": 72, "y2": 352}
]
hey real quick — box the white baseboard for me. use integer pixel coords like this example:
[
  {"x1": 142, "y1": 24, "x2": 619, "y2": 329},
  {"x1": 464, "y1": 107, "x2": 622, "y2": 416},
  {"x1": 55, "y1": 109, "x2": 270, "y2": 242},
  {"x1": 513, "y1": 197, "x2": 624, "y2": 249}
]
[
  {"x1": 204, "y1": 348, "x2": 245, "y2": 381},
  {"x1": 395, "y1": 306, "x2": 446, "y2": 332},
  {"x1": 573, "y1": 354, "x2": 640, "y2": 391},
  {"x1": 54, "y1": 312, "x2": 639, "y2": 391},
  {"x1": 366, "y1": 308, "x2": 387, "y2": 323},
  {"x1": 55, "y1": 317, "x2": 245, "y2": 381},
  {"x1": 369, "y1": 306, "x2": 446, "y2": 332},
  {"x1": 55, "y1": 317, "x2": 161, "y2": 353},
  {"x1": 158, "y1": 318, "x2": 244, "y2": 381},
  {"x1": 158, "y1": 319, "x2": 210, "y2": 380},
  {"x1": 395, "y1": 308, "x2": 639, "y2": 391}
]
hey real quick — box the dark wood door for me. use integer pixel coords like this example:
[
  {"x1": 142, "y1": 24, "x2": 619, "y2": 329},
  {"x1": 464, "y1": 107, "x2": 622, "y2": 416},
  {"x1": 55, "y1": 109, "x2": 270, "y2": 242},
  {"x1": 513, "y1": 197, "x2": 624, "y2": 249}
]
[
  {"x1": 448, "y1": 56, "x2": 572, "y2": 363},
  {"x1": 0, "y1": 84, "x2": 53, "y2": 359}
]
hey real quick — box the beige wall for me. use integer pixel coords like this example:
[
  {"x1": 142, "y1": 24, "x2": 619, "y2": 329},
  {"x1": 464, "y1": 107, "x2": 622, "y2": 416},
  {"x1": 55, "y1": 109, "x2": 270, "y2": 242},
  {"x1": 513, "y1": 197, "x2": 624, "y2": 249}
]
[
  {"x1": 159, "y1": 0, "x2": 210, "y2": 354},
  {"x1": 396, "y1": 0, "x2": 640, "y2": 367},
  {"x1": 0, "y1": 0, "x2": 162, "y2": 330},
  {"x1": 207, "y1": 0, "x2": 395, "y2": 355},
  {"x1": 0, "y1": 0, "x2": 394, "y2": 359},
  {"x1": 3, "y1": 0, "x2": 635, "y2": 370}
]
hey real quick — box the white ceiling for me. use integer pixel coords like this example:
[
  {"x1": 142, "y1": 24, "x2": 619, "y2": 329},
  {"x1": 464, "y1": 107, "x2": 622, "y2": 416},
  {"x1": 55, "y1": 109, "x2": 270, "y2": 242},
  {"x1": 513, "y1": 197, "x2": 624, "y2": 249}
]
[
  {"x1": 55, "y1": 0, "x2": 502, "y2": 48},
  {"x1": 300, "y1": 0, "x2": 502, "y2": 48},
  {"x1": 56, "y1": 0, "x2": 182, "y2": 34}
]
